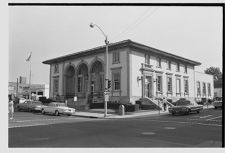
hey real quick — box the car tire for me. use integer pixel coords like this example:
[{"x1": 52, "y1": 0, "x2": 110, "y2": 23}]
[
  {"x1": 172, "y1": 112, "x2": 175, "y2": 116},
  {"x1": 214, "y1": 106, "x2": 217, "y2": 109},
  {"x1": 17, "y1": 107, "x2": 20, "y2": 111},
  {"x1": 41, "y1": 109, "x2": 45, "y2": 114},
  {"x1": 186, "y1": 109, "x2": 191, "y2": 115},
  {"x1": 55, "y1": 110, "x2": 59, "y2": 116}
]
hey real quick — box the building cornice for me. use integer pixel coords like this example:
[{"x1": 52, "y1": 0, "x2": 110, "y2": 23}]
[{"x1": 43, "y1": 39, "x2": 201, "y2": 66}]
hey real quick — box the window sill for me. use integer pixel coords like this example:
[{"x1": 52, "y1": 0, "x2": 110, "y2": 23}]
[{"x1": 112, "y1": 61, "x2": 120, "y2": 64}]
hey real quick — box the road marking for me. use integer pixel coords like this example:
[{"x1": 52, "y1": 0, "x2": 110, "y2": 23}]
[
  {"x1": 31, "y1": 137, "x2": 49, "y2": 141},
  {"x1": 200, "y1": 115, "x2": 213, "y2": 118},
  {"x1": 164, "y1": 127, "x2": 176, "y2": 130},
  {"x1": 206, "y1": 116, "x2": 222, "y2": 121},
  {"x1": 9, "y1": 123, "x2": 52, "y2": 128},
  {"x1": 188, "y1": 118, "x2": 221, "y2": 122},
  {"x1": 9, "y1": 117, "x2": 78, "y2": 123},
  {"x1": 10, "y1": 118, "x2": 60, "y2": 123},
  {"x1": 141, "y1": 132, "x2": 156, "y2": 135},
  {"x1": 144, "y1": 119, "x2": 222, "y2": 127}
]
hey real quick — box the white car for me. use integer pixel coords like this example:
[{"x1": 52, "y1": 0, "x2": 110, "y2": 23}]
[
  {"x1": 41, "y1": 102, "x2": 75, "y2": 116},
  {"x1": 19, "y1": 98, "x2": 26, "y2": 104}
]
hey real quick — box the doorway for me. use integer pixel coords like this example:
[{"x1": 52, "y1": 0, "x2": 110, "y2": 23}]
[{"x1": 145, "y1": 76, "x2": 153, "y2": 98}]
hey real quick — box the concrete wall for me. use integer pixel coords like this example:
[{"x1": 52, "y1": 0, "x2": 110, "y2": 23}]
[
  {"x1": 195, "y1": 71, "x2": 214, "y2": 99},
  {"x1": 214, "y1": 88, "x2": 222, "y2": 97},
  {"x1": 49, "y1": 48, "x2": 129, "y2": 103},
  {"x1": 129, "y1": 49, "x2": 196, "y2": 103}
]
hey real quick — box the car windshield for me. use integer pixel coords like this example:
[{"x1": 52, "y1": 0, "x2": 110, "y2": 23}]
[
  {"x1": 176, "y1": 101, "x2": 191, "y2": 106},
  {"x1": 215, "y1": 97, "x2": 222, "y2": 101},
  {"x1": 33, "y1": 101, "x2": 42, "y2": 105},
  {"x1": 56, "y1": 103, "x2": 66, "y2": 107}
]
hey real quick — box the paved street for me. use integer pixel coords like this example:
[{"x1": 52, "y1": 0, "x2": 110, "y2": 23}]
[{"x1": 9, "y1": 108, "x2": 222, "y2": 147}]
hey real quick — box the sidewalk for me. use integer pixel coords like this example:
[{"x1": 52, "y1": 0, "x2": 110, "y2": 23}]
[
  {"x1": 73, "y1": 109, "x2": 169, "y2": 119},
  {"x1": 73, "y1": 104, "x2": 215, "y2": 119}
]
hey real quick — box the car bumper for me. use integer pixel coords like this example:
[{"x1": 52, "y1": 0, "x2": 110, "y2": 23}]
[
  {"x1": 62, "y1": 110, "x2": 75, "y2": 115},
  {"x1": 33, "y1": 107, "x2": 43, "y2": 111}
]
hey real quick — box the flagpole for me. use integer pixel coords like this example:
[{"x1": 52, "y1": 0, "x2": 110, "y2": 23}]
[
  {"x1": 26, "y1": 52, "x2": 32, "y2": 100},
  {"x1": 29, "y1": 59, "x2": 31, "y2": 100}
]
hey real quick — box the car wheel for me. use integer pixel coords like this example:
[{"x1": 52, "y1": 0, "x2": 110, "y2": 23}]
[
  {"x1": 17, "y1": 106, "x2": 21, "y2": 111},
  {"x1": 214, "y1": 106, "x2": 217, "y2": 109},
  {"x1": 186, "y1": 109, "x2": 190, "y2": 115},
  {"x1": 55, "y1": 110, "x2": 59, "y2": 116},
  {"x1": 172, "y1": 112, "x2": 175, "y2": 116},
  {"x1": 41, "y1": 109, "x2": 45, "y2": 114}
]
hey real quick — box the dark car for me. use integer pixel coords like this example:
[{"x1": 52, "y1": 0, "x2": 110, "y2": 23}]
[
  {"x1": 169, "y1": 99, "x2": 203, "y2": 115},
  {"x1": 17, "y1": 100, "x2": 44, "y2": 112},
  {"x1": 212, "y1": 97, "x2": 222, "y2": 109}
]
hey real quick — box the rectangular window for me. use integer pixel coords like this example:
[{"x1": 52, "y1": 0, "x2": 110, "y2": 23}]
[
  {"x1": 113, "y1": 52, "x2": 120, "y2": 64},
  {"x1": 53, "y1": 78, "x2": 59, "y2": 94},
  {"x1": 157, "y1": 75, "x2": 162, "y2": 92},
  {"x1": 184, "y1": 78, "x2": 189, "y2": 95},
  {"x1": 176, "y1": 63, "x2": 180, "y2": 72},
  {"x1": 145, "y1": 54, "x2": 150, "y2": 64},
  {"x1": 176, "y1": 77, "x2": 181, "y2": 94},
  {"x1": 207, "y1": 83, "x2": 211, "y2": 96},
  {"x1": 113, "y1": 73, "x2": 120, "y2": 90},
  {"x1": 184, "y1": 65, "x2": 188, "y2": 74},
  {"x1": 54, "y1": 64, "x2": 59, "y2": 74},
  {"x1": 156, "y1": 57, "x2": 161, "y2": 68},
  {"x1": 197, "y1": 81, "x2": 201, "y2": 96},
  {"x1": 167, "y1": 60, "x2": 171, "y2": 70},
  {"x1": 167, "y1": 76, "x2": 172, "y2": 93},
  {"x1": 202, "y1": 82, "x2": 206, "y2": 96}
]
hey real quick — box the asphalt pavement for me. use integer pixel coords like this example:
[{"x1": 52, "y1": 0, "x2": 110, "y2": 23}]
[{"x1": 8, "y1": 106, "x2": 223, "y2": 147}]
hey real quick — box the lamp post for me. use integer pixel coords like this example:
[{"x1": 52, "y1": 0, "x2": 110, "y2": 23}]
[{"x1": 90, "y1": 23, "x2": 109, "y2": 117}]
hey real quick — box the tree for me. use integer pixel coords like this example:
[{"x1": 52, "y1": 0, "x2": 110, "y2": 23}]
[{"x1": 204, "y1": 67, "x2": 222, "y2": 88}]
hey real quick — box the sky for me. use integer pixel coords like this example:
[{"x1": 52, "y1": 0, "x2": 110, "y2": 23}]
[{"x1": 9, "y1": 5, "x2": 223, "y2": 85}]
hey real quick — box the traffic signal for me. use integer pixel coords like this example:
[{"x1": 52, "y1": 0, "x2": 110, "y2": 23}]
[{"x1": 107, "y1": 80, "x2": 111, "y2": 89}]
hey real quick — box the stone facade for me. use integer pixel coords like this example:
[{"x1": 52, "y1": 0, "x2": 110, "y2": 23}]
[{"x1": 43, "y1": 40, "x2": 214, "y2": 108}]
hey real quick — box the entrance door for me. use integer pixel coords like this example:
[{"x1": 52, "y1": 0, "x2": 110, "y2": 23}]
[{"x1": 145, "y1": 76, "x2": 153, "y2": 98}]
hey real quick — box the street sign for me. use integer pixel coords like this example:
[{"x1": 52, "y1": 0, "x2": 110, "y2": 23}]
[
  {"x1": 104, "y1": 91, "x2": 110, "y2": 95},
  {"x1": 105, "y1": 94, "x2": 109, "y2": 102}
]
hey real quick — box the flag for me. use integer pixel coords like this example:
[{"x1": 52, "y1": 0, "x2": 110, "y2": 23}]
[{"x1": 26, "y1": 52, "x2": 32, "y2": 62}]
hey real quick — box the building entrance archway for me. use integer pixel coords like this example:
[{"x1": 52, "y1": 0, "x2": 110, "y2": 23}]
[
  {"x1": 77, "y1": 63, "x2": 88, "y2": 98},
  {"x1": 90, "y1": 61, "x2": 104, "y2": 100},
  {"x1": 65, "y1": 65, "x2": 75, "y2": 98}
]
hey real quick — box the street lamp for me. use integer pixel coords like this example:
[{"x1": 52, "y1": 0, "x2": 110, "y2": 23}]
[{"x1": 90, "y1": 23, "x2": 109, "y2": 118}]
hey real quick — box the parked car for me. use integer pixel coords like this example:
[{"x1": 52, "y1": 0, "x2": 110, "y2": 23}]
[
  {"x1": 19, "y1": 98, "x2": 26, "y2": 104},
  {"x1": 29, "y1": 101, "x2": 46, "y2": 112},
  {"x1": 212, "y1": 97, "x2": 222, "y2": 109},
  {"x1": 17, "y1": 100, "x2": 44, "y2": 112},
  {"x1": 41, "y1": 102, "x2": 75, "y2": 116},
  {"x1": 168, "y1": 99, "x2": 203, "y2": 115}
]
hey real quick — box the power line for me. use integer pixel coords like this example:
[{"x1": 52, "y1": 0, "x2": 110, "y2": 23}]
[{"x1": 112, "y1": 7, "x2": 159, "y2": 41}]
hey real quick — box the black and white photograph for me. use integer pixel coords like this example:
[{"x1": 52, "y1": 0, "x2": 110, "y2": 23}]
[{"x1": 6, "y1": 1, "x2": 223, "y2": 149}]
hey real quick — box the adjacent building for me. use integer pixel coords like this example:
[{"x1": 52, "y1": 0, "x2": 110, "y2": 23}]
[
  {"x1": 8, "y1": 81, "x2": 49, "y2": 100},
  {"x1": 43, "y1": 40, "x2": 214, "y2": 108}
]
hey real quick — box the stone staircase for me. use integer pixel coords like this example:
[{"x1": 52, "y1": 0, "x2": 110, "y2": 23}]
[{"x1": 139, "y1": 97, "x2": 162, "y2": 110}]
